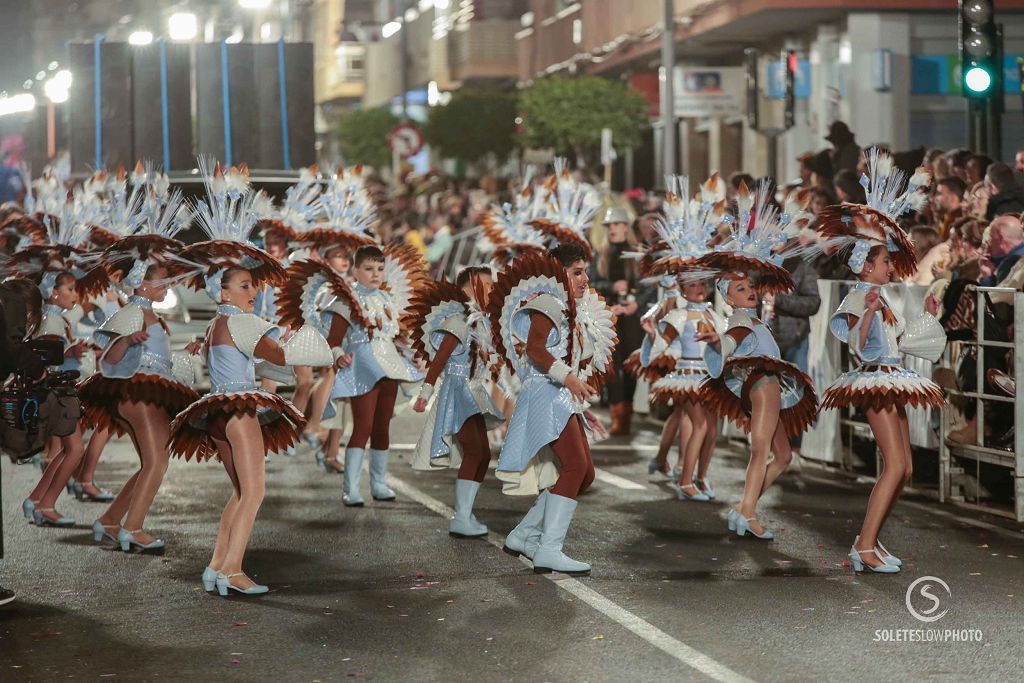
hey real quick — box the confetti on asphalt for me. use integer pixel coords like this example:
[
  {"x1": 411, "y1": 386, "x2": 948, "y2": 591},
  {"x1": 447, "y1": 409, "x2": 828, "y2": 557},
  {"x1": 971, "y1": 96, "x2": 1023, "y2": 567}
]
[{"x1": 593, "y1": 635, "x2": 604, "y2": 640}]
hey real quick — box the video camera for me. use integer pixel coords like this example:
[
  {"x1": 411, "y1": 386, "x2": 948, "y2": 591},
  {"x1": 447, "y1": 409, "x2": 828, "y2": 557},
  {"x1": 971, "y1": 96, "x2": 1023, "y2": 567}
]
[{"x1": 0, "y1": 338, "x2": 82, "y2": 463}]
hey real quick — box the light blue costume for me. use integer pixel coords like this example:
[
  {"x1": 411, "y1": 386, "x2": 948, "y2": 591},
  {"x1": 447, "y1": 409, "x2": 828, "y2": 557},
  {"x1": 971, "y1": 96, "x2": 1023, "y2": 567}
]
[
  {"x1": 38, "y1": 304, "x2": 81, "y2": 373},
  {"x1": 321, "y1": 283, "x2": 422, "y2": 424},
  {"x1": 704, "y1": 307, "x2": 807, "y2": 411},
  {"x1": 639, "y1": 301, "x2": 722, "y2": 401},
  {"x1": 822, "y1": 283, "x2": 945, "y2": 409},
  {"x1": 95, "y1": 297, "x2": 176, "y2": 381},
  {"x1": 496, "y1": 292, "x2": 582, "y2": 496},
  {"x1": 412, "y1": 304, "x2": 504, "y2": 469}
]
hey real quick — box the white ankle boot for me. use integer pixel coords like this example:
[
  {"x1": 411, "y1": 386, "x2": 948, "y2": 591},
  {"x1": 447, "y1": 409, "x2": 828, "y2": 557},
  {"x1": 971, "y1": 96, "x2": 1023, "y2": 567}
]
[
  {"x1": 531, "y1": 494, "x2": 591, "y2": 575},
  {"x1": 449, "y1": 479, "x2": 488, "y2": 538},
  {"x1": 343, "y1": 448, "x2": 365, "y2": 507},
  {"x1": 368, "y1": 449, "x2": 397, "y2": 501},
  {"x1": 503, "y1": 490, "x2": 548, "y2": 559}
]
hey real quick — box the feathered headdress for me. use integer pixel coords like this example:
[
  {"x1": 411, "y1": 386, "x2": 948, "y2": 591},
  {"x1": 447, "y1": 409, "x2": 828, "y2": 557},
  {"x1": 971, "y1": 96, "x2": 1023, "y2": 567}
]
[
  {"x1": 179, "y1": 157, "x2": 285, "y2": 300},
  {"x1": 480, "y1": 167, "x2": 547, "y2": 262},
  {"x1": 256, "y1": 165, "x2": 323, "y2": 241},
  {"x1": 529, "y1": 158, "x2": 600, "y2": 258},
  {"x1": 813, "y1": 148, "x2": 929, "y2": 277},
  {"x1": 695, "y1": 180, "x2": 795, "y2": 295},
  {"x1": 102, "y1": 188, "x2": 194, "y2": 290},
  {"x1": 643, "y1": 174, "x2": 727, "y2": 277},
  {"x1": 294, "y1": 165, "x2": 377, "y2": 253},
  {"x1": 7, "y1": 197, "x2": 110, "y2": 298}
]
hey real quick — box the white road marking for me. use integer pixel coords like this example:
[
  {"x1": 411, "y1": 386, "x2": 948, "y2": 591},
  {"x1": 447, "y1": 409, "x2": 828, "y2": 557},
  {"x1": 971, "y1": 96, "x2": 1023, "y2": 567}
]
[
  {"x1": 593, "y1": 467, "x2": 648, "y2": 490},
  {"x1": 386, "y1": 475, "x2": 755, "y2": 683}
]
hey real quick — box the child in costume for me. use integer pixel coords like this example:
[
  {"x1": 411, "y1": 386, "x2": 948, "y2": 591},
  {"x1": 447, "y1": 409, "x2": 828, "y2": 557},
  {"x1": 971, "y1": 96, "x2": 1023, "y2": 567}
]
[
  {"x1": 638, "y1": 176, "x2": 727, "y2": 501},
  {"x1": 319, "y1": 242, "x2": 426, "y2": 506},
  {"x1": 694, "y1": 183, "x2": 818, "y2": 539},
  {"x1": 168, "y1": 160, "x2": 332, "y2": 596},
  {"x1": 491, "y1": 161, "x2": 616, "y2": 575},
  {"x1": 79, "y1": 187, "x2": 199, "y2": 552},
  {"x1": 813, "y1": 150, "x2": 945, "y2": 573},
  {"x1": 409, "y1": 266, "x2": 504, "y2": 537}
]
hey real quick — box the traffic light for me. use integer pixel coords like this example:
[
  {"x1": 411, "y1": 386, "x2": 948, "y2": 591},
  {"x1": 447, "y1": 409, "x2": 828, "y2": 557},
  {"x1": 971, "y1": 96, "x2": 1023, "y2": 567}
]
[
  {"x1": 783, "y1": 49, "x2": 796, "y2": 129},
  {"x1": 959, "y1": 1, "x2": 999, "y2": 98}
]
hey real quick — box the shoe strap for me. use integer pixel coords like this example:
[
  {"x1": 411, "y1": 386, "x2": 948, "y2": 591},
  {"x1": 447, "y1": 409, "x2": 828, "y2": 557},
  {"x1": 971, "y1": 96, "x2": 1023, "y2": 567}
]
[
  {"x1": 125, "y1": 529, "x2": 143, "y2": 534},
  {"x1": 225, "y1": 572, "x2": 245, "y2": 579}
]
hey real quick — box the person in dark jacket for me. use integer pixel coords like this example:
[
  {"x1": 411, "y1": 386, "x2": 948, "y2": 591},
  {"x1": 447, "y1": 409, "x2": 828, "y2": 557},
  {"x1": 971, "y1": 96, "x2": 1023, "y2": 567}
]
[
  {"x1": 0, "y1": 278, "x2": 46, "y2": 607},
  {"x1": 768, "y1": 247, "x2": 821, "y2": 461},
  {"x1": 826, "y1": 121, "x2": 861, "y2": 176},
  {"x1": 984, "y1": 163, "x2": 1024, "y2": 220}
]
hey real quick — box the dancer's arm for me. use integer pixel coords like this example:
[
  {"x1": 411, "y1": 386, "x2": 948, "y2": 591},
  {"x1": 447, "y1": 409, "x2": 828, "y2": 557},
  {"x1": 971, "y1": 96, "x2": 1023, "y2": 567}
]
[
  {"x1": 526, "y1": 313, "x2": 596, "y2": 403},
  {"x1": 103, "y1": 330, "x2": 150, "y2": 364},
  {"x1": 325, "y1": 315, "x2": 352, "y2": 369},
  {"x1": 414, "y1": 333, "x2": 459, "y2": 412}
]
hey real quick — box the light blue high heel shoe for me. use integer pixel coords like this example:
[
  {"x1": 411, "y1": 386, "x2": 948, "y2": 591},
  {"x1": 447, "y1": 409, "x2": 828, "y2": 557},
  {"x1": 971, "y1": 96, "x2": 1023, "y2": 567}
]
[
  {"x1": 65, "y1": 477, "x2": 77, "y2": 495},
  {"x1": 118, "y1": 528, "x2": 166, "y2": 552},
  {"x1": 677, "y1": 483, "x2": 710, "y2": 502},
  {"x1": 284, "y1": 444, "x2": 298, "y2": 457},
  {"x1": 92, "y1": 520, "x2": 118, "y2": 543},
  {"x1": 727, "y1": 508, "x2": 737, "y2": 531},
  {"x1": 695, "y1": 478, "x2": 716, "y2": 500},
  {"x1": 855, "y1": 535, "x2": 902, "y2": 567},
  {"x1": 216, "y1": 572, "x2": 269, "y2": 596},
  {"x1": 32, "y1": 508, "x2": 76, "y2": 527},
  {"x1": 75, "y1": 481, "x2": 115, "y2": 502},
  {"x1": 849, "y1": 546, "x2": 900, "y2": 574},
  {"x1": 22, "y1": 498, "x2": 36, "y2": 520},
  {"x1": 202, "y1": 567, "x2": 219, "y2": 592},
  {"x1": 735, "y1": 514, "x2": 774, "y2": 540}
]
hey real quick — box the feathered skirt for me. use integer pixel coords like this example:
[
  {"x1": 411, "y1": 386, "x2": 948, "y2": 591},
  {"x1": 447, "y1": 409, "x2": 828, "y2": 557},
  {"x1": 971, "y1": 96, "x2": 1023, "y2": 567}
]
[
  {"x1": 700, "y1": 356, "x2": 819, "y2": 438},
  {"x1": 78, "y1": 373, "x2": 198, "y2": 437},
  {"x1": 168, "y1": 388, "x2": 306, "y2": 462},
  {"x1": 822, "y1": 363, "x2": 945, "y2": 412},
  {"x1": 648, "y1": 358, "x2": 708, "y2": 405},
  {"x1": 624, "y1": 349, "x2": 677, "y2": 385}
]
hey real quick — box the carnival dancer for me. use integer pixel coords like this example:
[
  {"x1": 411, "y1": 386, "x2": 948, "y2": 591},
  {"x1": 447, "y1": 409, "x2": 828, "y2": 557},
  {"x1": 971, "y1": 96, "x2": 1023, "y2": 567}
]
[
  {"x1": 282, "y1": 165, "x2": 380, "y2": 472},
  {"x1": 253, "y1": 167, "x2": 323, "y2": 456},
  {"x1": 490, "y1": 244, "x2": 616, "y2": 574},
  {"x1": 168, "y1": 159, "x2": 332, "y2": 596},
  {"x1": 408, "y1": 266, "x2": 504, "y2": 537},
  {"x1": 15, "y1": 203, "x2": 110, "y2": 527},
  {"x1": 317, "y1": 241, "x2": 426, "y2": 506},
  {"x1": 638, "y1": 176, "x2": 727, "y2": 501},
  {"x1": 491, "y1": 160, "x2": 616, "y2": 574},
  {"x1": 813, "y1": 150, "x2": 945, "y2": 573},
  {"x1": 78, "y1": 188, "x2": 199, "y2": 552},
  {"x1": 694, "y1": 182, "x2": 818, "y2": 539},
  {"x1": 478, "y1": 167, "x2": 548, "y2": 447}
]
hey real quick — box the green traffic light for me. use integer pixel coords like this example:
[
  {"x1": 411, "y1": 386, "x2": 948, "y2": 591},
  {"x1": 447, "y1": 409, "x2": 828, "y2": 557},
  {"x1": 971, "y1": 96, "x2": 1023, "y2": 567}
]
[{"x1": 965, "y1": 65, "x2": 993, "y2": 93}]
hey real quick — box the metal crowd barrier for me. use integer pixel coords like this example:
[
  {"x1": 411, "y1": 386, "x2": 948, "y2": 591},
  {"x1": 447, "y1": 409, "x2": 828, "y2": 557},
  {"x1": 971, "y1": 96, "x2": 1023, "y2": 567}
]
[
  {"x1": 439, "y1": 226, "x2": 484, "y2": 280},
  {"x1": 937, "y1": 286, "x2": 1024, "y2": 522}
]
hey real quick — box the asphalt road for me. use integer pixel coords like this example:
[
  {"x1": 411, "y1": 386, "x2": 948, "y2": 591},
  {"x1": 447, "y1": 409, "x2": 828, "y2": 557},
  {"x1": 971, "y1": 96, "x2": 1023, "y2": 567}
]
[{"x1": 1, "y1": 396, "x2": 1021, "y2": 683}]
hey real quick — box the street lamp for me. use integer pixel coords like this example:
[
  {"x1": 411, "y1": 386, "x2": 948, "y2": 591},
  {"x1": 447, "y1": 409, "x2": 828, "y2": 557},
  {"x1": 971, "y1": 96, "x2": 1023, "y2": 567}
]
[
  {"x1": 168, "y1": 12, "x2": 198, "y2": 41},
  {"x1": 129, "y1": 30, "x2": 154, "y2": 46},
  {"x1": 382, "y1": 21, "x2": 401, "y2": 38},
  {"x1": 0, "y1": 94, "x2": 37, "y2": 117},
  {"x1": 43, "y1": 70, "x2": 72, "y2": 103}
]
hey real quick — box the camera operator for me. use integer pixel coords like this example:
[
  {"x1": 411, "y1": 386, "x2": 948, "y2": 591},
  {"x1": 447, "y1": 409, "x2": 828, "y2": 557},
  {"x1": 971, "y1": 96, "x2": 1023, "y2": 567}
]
[{"x1": 0, "y1": 277, "x2": 45, "y2": 606}]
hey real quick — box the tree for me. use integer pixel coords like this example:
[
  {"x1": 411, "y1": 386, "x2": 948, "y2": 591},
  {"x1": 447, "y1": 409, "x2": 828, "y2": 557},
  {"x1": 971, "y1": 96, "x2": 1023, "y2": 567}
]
[
  {"x1": 519, "y1": 76, "x2": 649, "y2": 167},
  {"x1": 423, "y1": 89, "x2": 518, "y2": 166},
  {"x1": 337, "y1": 107, "x2": 401, "y2": 169}
]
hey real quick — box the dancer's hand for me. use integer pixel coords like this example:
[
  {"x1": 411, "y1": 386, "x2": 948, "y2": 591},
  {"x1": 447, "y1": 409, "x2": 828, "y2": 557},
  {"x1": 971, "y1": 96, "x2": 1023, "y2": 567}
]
[
  {"x1": 696, "y1": 331, "x2": 720, "y2": 349},
  {"x1": 584, "y1": 410, "x2": 608, "y2": 440},
  {"x1": 185, "y1": 340, "x2": 203, "y2": 355},
  {"x1": 865, "y1": 287, "x2": 883, "y2": 313},
  {"x1": 641, "y1": 316, "x2": 657, "y2": 339},
  {"x1": 335, "y1": 353, "x2": 353, "y2": 369},
  {"x1": 564, "y1": 374, "x2": 597, "y2": 403},
  {"x1": 413, "y1": 397, "x2": 428, "y2": 413},
  {"x1": 126, "y1": 330, "x2": 150, "y2": 345}
]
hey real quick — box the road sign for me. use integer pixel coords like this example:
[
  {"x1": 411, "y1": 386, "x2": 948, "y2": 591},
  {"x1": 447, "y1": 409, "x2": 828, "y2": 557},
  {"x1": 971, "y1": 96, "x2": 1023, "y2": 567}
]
[{"x1": 388, "y1": 123, "x2": 423, "y2": 159}]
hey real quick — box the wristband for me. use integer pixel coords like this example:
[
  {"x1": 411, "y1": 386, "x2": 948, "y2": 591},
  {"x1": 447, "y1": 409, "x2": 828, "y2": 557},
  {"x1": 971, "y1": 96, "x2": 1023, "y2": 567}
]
[
  {"x1": 417, "y1": 383, "x2": 435, "y2": 402},
  {"x1": 548, "y1": 360, "x2": 571, "y2": 385}
]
